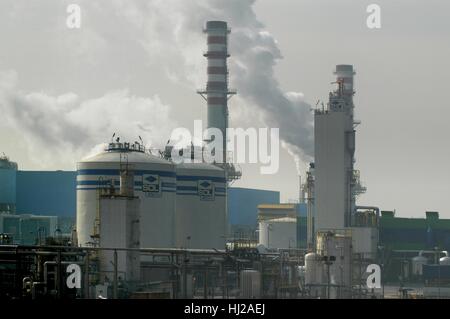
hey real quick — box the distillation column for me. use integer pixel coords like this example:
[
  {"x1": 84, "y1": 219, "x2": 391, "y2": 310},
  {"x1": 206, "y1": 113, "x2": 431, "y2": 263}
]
[{"x1": 314, "y1": 65, "x2": 356, "y2": 233}]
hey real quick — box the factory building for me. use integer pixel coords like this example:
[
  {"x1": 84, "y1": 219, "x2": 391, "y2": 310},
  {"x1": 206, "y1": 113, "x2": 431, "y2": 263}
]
[
  {"x1": 228, "y1": 187, "x2": 279, "y2": 235},
  {"x1": 16, "y1": 171, "x2": 77, "y2": 217},
  {"x1": 380, "y1": 211, "x2": 450, "y2": 251},
  {"x1": 0, "y1": 214, "x2": 58, "y2": 245}
]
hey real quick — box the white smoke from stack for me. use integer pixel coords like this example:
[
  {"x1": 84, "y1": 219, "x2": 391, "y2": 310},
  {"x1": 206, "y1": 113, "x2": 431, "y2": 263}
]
[
  {"x1": 111, "y1": 0, "x2": 314, "y2": 170},
  {"x1": 0, "y1": 0, "x2": 313, "y2": 171}
]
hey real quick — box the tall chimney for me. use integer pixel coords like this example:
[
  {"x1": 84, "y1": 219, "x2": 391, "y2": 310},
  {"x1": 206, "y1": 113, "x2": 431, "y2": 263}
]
[{"x1": 198, "y1": 21, "x2": 235, "y2": 164}]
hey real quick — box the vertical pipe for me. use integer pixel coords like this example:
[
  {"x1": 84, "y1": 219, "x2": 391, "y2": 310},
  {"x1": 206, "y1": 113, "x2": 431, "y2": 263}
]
[
  {"x1": 113, "y1": 250, "x2": 118, "y2": 299},
  {"x1": 204, "y1": 267, "x2": 208, "y2": 299},
  {"x1": 57, "y1": 250, "x2": 62, "y2": 300},
  {"x1": 84, "y1": 251, "x2": 90, "y2": 299}
]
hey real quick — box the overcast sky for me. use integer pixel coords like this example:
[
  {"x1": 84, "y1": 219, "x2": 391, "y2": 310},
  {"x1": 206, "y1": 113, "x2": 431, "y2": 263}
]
[{"x1": 0, "y1": 0, "x2": 449, "y2": 218}]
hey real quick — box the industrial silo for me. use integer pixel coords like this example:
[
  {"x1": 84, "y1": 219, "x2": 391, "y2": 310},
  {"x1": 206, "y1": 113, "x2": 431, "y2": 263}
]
[
  {"x1": 0, "y1": 155, "x2": 17, "y2": 214},
  {"x1": 175, "y1": 162, "x2": 227, "y2": 249},
  {"x1": 76, "y1": 141, "x2": 176, "y2": 248}
]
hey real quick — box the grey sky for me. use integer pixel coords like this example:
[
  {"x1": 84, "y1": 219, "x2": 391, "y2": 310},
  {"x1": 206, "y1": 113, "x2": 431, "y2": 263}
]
[{"x1": 0, "y1": 0, "x2": 449, "y2": 218}]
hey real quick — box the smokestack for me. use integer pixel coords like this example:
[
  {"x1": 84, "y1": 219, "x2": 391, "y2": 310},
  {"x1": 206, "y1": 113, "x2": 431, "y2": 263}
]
[{"x1": 199, "y1": 21, "x2": 235, "y2": 164}]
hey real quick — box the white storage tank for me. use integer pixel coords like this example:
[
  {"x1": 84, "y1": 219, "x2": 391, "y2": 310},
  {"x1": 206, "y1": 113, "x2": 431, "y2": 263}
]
[
  {"x1": 175, "y1": 162, "x2": 227, "y2": 249},
  {"x1": 76, "y1": 141, "x2": 176, "y2": 248},
  {"x1": 412, "y1": 251, "x2": 427, "y2": 276},
  {"x1": 258, "y1": 217, "x2": 297, "y2": 249}
]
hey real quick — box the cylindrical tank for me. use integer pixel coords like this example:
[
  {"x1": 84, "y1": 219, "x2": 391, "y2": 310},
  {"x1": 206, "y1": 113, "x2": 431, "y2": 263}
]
[
  {"x1": 0, "y1": 156, "x2": 17, "y2": 214},
  {"x1": 76, "y1": 142, "x2": 176, "y2": 248},
  {"x1": 174, "y1": 162, "x2": 226, "y2": 249},
  {"x1": 304, "y1": 252, "x2": 323, "y2": 286},
  {"x1": 440, "y1": 251, "x2": 450, "y2": 265},
  {"x1": 412, "y1": 252, "x2": 427, "y2": 276}
]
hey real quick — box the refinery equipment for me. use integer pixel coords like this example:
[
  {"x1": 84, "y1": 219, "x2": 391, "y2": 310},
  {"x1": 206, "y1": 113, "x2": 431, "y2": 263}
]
[
  {"x1": 98, "y1": 166, "x2": 141, "y2": 283},
  {"x1": 304, "y1": 251, "x2": 323, "y2": 297},
  {"x1": 314, "y1": 65, "x2": 359, "y2": 232},
  {"x1": 301, "y1": 163, "x2": 315, "y2": 249},
  {"x1": 299, "y1": 65, "x2": 380, "y2": 298}
]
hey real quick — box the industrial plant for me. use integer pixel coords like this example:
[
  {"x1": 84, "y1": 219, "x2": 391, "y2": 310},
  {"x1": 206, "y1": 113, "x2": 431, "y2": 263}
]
[{"x1": 1, "y1": 20, "x2": 450, "y2": 300}]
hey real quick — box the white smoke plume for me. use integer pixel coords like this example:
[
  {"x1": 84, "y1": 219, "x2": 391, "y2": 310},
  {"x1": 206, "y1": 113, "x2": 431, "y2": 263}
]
[
  {"x1": 1, "y1": 0, "x2": 313, "y2": 172},
  {"x1": 0, "y1": 70, "x2": 177, "y2": 169},
  {"x1": 109, "y1": 0, "x2": 314, "y2": 170}
]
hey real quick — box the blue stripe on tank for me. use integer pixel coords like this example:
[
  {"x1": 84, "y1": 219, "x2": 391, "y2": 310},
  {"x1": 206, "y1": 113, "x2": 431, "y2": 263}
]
[
  {"x1": 176, "y1": 175, "x2": 226, "y2": 183},
  {"x1": 77, "y1": 169, "x2": 176, "y2": 178}
]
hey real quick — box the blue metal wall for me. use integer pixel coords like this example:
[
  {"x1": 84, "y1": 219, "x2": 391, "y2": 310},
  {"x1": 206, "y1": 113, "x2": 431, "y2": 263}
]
[
  {"x1": 0, "y1": 169, "x2": 16, "y2": 209},
  {"x1": 16, "y1": 171, "x2": 77, "y2": 217},
  {"x1": 227, "y1": 187, "x2": 280, "y2": 227}
]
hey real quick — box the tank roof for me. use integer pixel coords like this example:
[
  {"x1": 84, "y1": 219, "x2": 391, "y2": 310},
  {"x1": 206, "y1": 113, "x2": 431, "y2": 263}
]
[{"x1": 81, "y1": 149, "x2": 171, "y2": 165}]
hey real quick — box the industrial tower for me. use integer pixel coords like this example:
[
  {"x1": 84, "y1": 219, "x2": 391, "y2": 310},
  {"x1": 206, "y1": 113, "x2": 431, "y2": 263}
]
[
  {"x1": 198, "y1": 21, "x2": 241, "y2": 182},
  {"x1": 314, "y1": 65, "x2": 360, "y2": 232}
]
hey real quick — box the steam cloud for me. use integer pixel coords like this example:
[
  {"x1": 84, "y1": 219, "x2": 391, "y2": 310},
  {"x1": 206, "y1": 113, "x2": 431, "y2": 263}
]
[
  {"x1": 1, "y1": 0, "x2": 313, "y2": 172},
  {"x1": 110, "y1": 0, "x2": 314, "y2": 170},
  {"x1": 0, "y1": 70, "x2": 177, "y2": 169}
]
